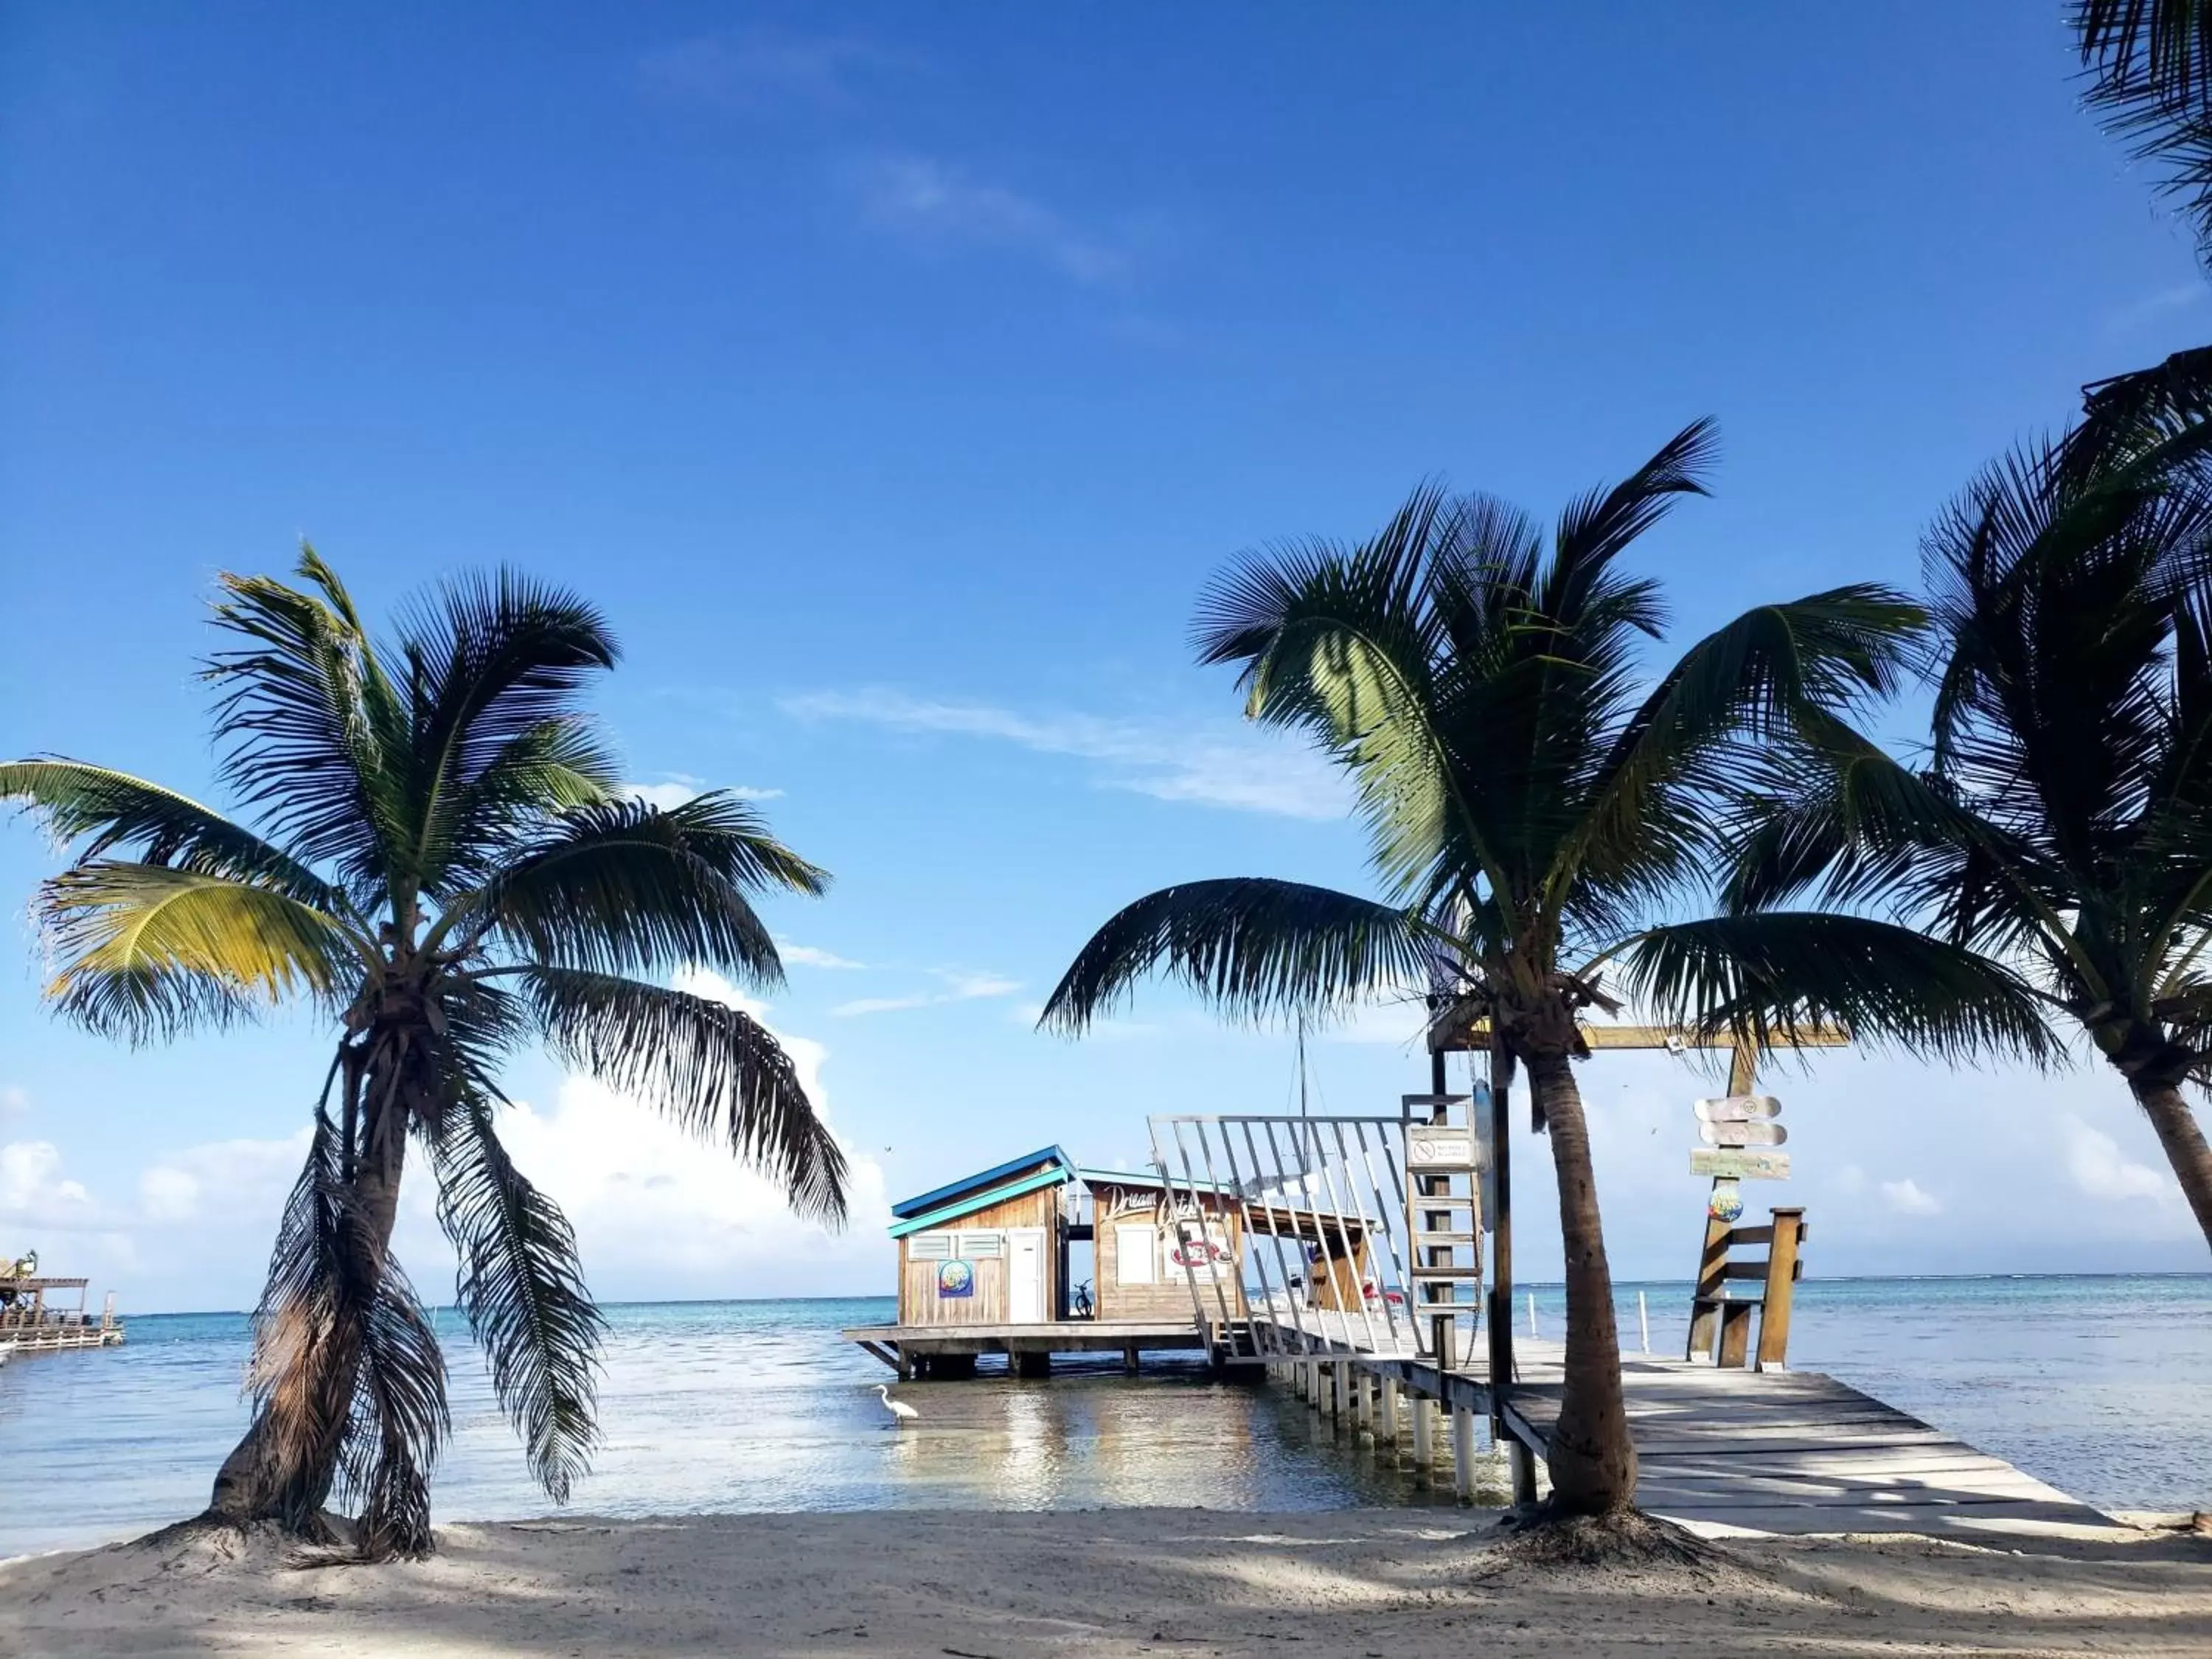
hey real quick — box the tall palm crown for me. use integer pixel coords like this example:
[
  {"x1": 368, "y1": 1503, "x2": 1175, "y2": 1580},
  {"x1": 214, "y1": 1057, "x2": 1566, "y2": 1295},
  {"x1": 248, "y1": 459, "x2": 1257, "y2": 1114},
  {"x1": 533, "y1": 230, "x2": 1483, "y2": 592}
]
[
  {"x1": 1726, "y1": 437, "x2": 2212, "y2": 1248},
  {"x1": 0, "y1": 552, "x2": 846, "y2": 1558},
  {"x1": 1042, "y1": 425, "x2": 2045, "y2": 1517}
]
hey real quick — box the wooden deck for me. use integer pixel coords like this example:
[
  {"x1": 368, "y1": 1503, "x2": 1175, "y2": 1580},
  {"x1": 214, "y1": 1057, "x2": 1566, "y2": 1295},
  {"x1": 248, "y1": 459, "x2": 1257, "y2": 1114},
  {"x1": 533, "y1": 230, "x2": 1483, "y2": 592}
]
[{"x1": 1255, "y1": 1318, "x2": 2115, "y2": 1539}]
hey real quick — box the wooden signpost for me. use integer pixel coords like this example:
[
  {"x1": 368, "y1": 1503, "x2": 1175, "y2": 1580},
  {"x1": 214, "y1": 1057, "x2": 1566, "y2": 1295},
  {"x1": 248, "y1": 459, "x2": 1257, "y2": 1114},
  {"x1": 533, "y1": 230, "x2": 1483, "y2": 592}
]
[{"x1": 1697, "y1": 1121, "x2": 1787, "y2": 1147}]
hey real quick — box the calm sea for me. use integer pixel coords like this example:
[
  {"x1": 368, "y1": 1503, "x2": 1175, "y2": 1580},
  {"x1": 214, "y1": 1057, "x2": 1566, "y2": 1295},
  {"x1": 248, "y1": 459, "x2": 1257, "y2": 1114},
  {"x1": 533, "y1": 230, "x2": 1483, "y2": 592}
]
[{"x1": 2, "y1": 1275, "x2": 2206, "y2": 1559}]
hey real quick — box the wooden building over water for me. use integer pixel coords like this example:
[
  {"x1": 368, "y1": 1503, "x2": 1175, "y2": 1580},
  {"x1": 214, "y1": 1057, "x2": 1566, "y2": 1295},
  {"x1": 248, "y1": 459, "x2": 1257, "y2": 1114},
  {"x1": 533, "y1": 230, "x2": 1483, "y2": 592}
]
[{"x1": 852, "y1": 1143, "x2": 1381, "y2": 1377}]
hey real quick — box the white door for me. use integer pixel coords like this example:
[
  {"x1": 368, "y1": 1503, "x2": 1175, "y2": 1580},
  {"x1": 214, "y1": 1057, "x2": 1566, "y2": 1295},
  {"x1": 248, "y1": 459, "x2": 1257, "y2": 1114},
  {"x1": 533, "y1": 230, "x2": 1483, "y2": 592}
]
[{"x1": 1007, "y1": 1228, "x2": 1046, "y2": 1324}]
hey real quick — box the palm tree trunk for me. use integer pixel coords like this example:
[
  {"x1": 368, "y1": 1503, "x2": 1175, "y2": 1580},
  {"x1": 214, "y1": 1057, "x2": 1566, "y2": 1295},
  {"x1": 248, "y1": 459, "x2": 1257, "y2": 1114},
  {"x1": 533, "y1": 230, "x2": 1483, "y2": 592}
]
[
  {"x1": 2131, "y1": 1075, "x2": 2212, "y2": 1252},
  {"x1": 1525, "y1": 1051, "x2": 1638, "y2": 1514},
  {"x1": 205, "y1": 1084, "x2": 410, "y2": 1531}
]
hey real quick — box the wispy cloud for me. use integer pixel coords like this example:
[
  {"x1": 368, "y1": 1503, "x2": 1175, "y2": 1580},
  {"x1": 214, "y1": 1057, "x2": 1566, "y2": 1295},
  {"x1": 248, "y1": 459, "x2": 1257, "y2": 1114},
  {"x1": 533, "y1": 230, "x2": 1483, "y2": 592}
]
[
  {"x1": 2106, "y1": 282, "x2": 2208, "y2": 333},
  {"x1": 639, "y1": 27, "x2": 902, "y2": 108},
  {"x1": 778, "y1": 940, "x2": 867, "y2": 971},
  {"x1": 845, "y1": 156, "x2": 1129, "y2": 285},
  {"x1": 832, "y1": 968, "x2": 1020, "y2": 1019},
  {"x1": 782, "y1": 688, "x2": 1349, "y2": 820}
]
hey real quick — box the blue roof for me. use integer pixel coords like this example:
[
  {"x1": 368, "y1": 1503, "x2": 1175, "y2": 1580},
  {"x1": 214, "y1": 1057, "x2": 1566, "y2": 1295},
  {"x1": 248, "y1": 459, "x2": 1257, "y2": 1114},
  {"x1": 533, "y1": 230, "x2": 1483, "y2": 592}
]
[{"x1": 889, "y1": 1145, "x2": 1075, "y2": 1219}]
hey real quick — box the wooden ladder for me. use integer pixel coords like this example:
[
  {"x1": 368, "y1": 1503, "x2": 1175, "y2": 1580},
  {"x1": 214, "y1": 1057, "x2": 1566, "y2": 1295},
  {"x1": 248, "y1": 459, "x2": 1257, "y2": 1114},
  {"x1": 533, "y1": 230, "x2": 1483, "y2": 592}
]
[{"x1": 1687, "y1": 1207, "x2": 1806, "y2": 1370}]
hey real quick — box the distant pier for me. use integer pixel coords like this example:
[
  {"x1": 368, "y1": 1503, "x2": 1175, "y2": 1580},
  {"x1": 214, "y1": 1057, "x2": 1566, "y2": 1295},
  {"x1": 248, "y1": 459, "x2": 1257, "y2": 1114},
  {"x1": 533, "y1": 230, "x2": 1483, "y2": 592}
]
[{"x1": 0, "y1": 1278, "x2": 124, "y2": 1354}]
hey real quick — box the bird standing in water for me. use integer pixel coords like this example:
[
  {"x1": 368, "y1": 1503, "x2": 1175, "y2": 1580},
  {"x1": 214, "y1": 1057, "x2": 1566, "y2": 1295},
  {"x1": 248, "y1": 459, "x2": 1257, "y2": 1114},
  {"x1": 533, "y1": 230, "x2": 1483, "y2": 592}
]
[{"x1": 875, "y1": 1383, "x2": 918, "y2": 1427}]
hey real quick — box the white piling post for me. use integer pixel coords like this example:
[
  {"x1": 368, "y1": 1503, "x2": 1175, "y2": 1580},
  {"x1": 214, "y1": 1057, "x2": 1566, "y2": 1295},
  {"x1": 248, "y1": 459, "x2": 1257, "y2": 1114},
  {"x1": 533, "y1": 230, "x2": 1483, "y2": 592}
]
[
  {"x1": 1451, "y1": 1407, "x2": 1476, "y2": 1500},
  {"x1": 1411, "y1": 1391, "x2": 1433, "y2": 1470},
  {"x1": 1638, "y1": 1290, "x2": 1649, "y2": 1354},
  {"x1": 1380, "y1": 1377, "x2": 1400, "y2": 1444},
  {"x1": 1527, "y1": 1290, "x2": 1537, "y2": 1337}
]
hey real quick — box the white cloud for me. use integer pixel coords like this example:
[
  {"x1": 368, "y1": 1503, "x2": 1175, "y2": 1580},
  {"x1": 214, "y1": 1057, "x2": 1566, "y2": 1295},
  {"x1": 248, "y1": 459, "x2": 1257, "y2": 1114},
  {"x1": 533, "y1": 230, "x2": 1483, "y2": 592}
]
[
  {"x1": 782, "y1": 687, "x2": 1349, "y2": 820},
  {"x1": 1, "y1": 1141, "x2": 88, "y2": 1217},
  {"x1": 638, "y1": 27, "x2": 900, "y2": 108},
  {"x1": 0, "y1": 1085, "x2": 27, "y2": 1121},
  {"x1": 629, "y1": 776, "x2": 785, "y2": 811},
  {"x1": 777, "y1": 940, "x2": 866, "y2": 970},
  {"x1": 846, "y1": 156, "x2": 1128, "y2": 285},
  {"x1": 832, "y1": 967, "x2": 1020, "y2": 1019},
  {"x1": 1879, "y1": 1177, "x2": 1942, "y2": 1217},
  {"x1": 2063, "y1": 1115, "x2": 2177, "y2": 1203},
  {"x1": 137, "y1": 1166, "x2": 201, "y2": 1222}
]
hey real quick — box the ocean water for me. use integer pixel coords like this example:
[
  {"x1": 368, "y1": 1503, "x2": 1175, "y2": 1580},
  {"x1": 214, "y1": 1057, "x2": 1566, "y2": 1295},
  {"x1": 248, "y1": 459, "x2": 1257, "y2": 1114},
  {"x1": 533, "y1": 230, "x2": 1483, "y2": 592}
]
[{"x1": 1, "y1": 1276, "x2": 2206, "y2": 1559}]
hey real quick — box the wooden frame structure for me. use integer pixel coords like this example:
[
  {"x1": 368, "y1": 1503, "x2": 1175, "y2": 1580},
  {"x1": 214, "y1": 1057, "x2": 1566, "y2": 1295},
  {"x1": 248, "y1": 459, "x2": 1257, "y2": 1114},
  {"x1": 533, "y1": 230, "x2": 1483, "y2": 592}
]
[{"x1": 0, "y1": 1277, "x2": 122, "y2": 1352}]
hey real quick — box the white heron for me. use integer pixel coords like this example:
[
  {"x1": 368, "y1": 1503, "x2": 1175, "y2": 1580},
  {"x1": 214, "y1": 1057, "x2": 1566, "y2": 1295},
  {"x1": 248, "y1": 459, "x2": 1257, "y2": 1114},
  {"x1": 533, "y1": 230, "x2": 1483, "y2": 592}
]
[{"x1": 875, "y1": 1383, "x2": 917, "y2": 1427}]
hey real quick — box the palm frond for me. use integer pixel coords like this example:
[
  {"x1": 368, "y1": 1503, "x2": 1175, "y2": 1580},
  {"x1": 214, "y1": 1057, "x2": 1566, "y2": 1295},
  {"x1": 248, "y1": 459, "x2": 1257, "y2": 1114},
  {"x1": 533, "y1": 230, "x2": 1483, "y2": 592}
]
[
  {"x1": 2078, "y1": 1, "x2": 2212, "y2": 264},
  {"x1": 1545, "y1": 418, "x2": 1718, "y2": 614},
  {"x1": 1039, "y1": 878, "x2": 1426, "y2": 1033},
  {"x1": 35, "y1": 863, "x2": 358, "y2": 1041},
  {"x1": 1562, "y1": 586, "x2": 1928, "y2": 916},
  {"x1": 455, "y1": 794, "x2": 822, "y2": 984},
  {"x1": 432, "y1": 1096, "x2": 603, "y2": 1504},
  {"x1": 525, "y1": 967, "x2": 847, "y2": 1225},
  {"x1": 204, "y1": 551, "x2": 408, "y2": 891},
  {"x1": 392, "y1": 568, "x2": 618, "y2": 894},
  {"x1": 0, "y1": 759, "x2": 337, "y2": 905},
  {"x1": 1621, "y1": 913, "x2": 2063, "y2": 1066}
]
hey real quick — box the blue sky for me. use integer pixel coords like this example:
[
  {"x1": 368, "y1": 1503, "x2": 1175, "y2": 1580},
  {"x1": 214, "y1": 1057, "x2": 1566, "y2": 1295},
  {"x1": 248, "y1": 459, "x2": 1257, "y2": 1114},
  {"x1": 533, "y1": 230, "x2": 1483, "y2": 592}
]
[{"x1": 3, "y1": 3, "x2": 2208, "y2": 1313}]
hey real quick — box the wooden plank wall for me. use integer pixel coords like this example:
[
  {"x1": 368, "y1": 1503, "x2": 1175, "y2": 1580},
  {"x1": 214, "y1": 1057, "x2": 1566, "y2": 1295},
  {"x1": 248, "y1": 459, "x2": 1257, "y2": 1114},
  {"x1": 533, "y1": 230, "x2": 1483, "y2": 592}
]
[
  {"x1": 896, "y1": 1179, "x2": 1061, "y2": 1326},
  {"x1": 1095, "y1": 1186, "x2": 1246, "y2": 1323}
]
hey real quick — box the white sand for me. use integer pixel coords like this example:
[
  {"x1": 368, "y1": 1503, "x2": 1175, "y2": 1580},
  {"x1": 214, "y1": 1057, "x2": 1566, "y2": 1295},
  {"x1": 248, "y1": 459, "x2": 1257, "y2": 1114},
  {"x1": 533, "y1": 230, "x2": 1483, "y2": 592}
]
[{"x1": 3, "y1": 1508, "x2": 2210, "y2": 1658}]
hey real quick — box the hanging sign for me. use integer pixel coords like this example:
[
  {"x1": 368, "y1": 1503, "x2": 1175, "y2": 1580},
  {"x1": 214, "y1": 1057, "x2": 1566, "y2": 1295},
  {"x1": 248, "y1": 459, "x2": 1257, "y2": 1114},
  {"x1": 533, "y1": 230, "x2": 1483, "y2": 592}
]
[
  {"x1": 1708, "y1": 1177, "x2": 1745, "y2": 1222},
  {"x1": 1698, "y1": 1121, "x2": 1787, "y2": 1147},
  {"x1": 1689, "y1": 1148, "x2": 1790, "y2": 1180},
  {"x1": 1406, "y1": 1127, "x2": 1480, "y2": 1171},
  {"x1": 1694, "y1": 1096, "x2": 1782, "y2": 1122}
]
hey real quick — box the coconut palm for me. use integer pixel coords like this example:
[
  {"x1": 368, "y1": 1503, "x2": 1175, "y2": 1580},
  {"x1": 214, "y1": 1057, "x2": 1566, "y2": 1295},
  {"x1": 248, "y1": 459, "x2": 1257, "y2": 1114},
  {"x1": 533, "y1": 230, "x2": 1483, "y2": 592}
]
[
  {"x1": 1039, "y1": 424, "x2": 2052, "y2": 1518},
  {"x1": 0, "y1": 552, "x2": 846, "y2": 1559},
  {"x1": 1719, "y1": 431, "x2": 2212, "y2": 1251}
]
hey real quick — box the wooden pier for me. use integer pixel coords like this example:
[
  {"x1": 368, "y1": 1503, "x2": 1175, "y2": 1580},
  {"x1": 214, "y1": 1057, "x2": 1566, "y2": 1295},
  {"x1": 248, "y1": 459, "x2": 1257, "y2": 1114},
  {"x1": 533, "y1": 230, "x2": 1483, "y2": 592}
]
[
  {"x1": 0, "y1": 1277, "x2": 124, "y2": 1354},
  {"x1": 1256, "y1": 1315, "x2": 2113, "y2": 1538}
]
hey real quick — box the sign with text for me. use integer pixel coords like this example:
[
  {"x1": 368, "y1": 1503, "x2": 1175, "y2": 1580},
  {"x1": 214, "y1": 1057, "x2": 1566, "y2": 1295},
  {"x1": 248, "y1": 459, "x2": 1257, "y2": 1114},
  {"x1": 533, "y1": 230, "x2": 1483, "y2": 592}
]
[
  {"x1": 1689, "y1": 1147, "x2": 1790, "y2": 1180},
  {"x1": 1698, "y1": 1121, "x2": 1787, "y2": 1147},
  {"x1": 1694, "y1": 1095, "x2": 1782, "y2": 1123},
  {"x1": 1407, "y1": 1127, "x2": 1481, "y2": 1171}
]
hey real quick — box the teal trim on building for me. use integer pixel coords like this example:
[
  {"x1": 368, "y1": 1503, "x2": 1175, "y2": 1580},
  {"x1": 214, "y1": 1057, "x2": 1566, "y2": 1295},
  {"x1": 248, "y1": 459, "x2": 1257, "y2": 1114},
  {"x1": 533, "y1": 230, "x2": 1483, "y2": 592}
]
[{"x1": 886, "y1": 1165, "x2": 1073, "y2": 1239}]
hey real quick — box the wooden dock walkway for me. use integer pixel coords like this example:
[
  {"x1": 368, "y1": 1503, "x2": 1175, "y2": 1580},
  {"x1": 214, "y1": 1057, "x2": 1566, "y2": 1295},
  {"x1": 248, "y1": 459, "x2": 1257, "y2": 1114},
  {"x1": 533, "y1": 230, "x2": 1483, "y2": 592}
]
[{"x1": 1255, "y1": 1316, "x2": 2112, "y2": 1539}]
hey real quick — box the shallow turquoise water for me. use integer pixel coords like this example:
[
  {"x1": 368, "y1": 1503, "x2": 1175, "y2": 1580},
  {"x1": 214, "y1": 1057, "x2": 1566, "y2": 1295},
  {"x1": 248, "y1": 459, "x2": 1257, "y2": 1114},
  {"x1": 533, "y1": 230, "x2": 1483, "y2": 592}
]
[{"x1": 2, "y1": 1276, "x2": 2206, "y2": 1558}]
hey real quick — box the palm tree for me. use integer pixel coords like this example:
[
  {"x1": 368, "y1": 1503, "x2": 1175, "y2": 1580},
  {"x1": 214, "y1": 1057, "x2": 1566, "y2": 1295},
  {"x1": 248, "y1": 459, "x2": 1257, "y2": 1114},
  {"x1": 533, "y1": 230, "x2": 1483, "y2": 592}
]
[
  {"x1": 0, "y1": 552, "x2": 846, "y2": 1559},
  {"x1": 1038, "y1": 424, "x2": 2051, "y2": 1519},
  {"x1": 1721, "y1": 432, "x2": 2212, "y2": 1251}
]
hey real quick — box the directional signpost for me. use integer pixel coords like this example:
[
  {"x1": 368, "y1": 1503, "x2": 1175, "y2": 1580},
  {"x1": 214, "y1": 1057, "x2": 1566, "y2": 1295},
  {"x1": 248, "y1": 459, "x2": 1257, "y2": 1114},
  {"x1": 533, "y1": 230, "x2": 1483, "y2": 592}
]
[{"x1": 1692, "y1": 1094, "x2": 1790, "y2": 1222}]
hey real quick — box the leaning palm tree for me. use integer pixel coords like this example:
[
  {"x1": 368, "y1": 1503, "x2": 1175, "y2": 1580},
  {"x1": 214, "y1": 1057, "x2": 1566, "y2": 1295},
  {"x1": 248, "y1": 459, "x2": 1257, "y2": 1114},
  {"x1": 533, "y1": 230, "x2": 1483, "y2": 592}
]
[
  {"x1": 1719, "y1": 431, "x2": 2212, "y2": 1251},
  {"x1": 1039, "y1": 424, "x2": 2050, "y2": 1521},
  {"x1": 0, "y1": 552, "x2": 846, "y2": 1559}
]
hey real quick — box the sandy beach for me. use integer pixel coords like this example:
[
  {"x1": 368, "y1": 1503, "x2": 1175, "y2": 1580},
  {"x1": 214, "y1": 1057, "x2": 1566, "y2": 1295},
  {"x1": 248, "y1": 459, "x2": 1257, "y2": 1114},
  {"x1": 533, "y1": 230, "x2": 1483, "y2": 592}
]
[{"x1": 2, "y1": 1508, "x2": 2209, "y2": 1658}]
